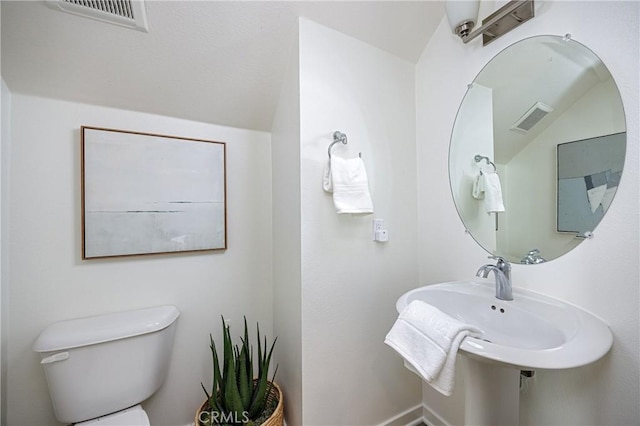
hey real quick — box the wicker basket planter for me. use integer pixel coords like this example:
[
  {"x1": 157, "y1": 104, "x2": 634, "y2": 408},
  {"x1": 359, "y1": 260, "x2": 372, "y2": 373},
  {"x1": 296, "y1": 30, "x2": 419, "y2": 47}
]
[{"x1": 195, "y1": 381, "x2": 284, "y2": 426}]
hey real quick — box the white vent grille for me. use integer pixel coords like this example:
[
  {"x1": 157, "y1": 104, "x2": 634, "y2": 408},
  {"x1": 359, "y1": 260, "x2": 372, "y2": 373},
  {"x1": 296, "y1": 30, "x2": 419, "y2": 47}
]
[
  {"x1": 510, "y1": 102, "x2": 553, "y2": 134},
  {"x1": 46, "y1": 0, "x2": 149, "y2": 32},
  {"x1": 63, "y1": 0, "x2": 135, "y2": 19}
]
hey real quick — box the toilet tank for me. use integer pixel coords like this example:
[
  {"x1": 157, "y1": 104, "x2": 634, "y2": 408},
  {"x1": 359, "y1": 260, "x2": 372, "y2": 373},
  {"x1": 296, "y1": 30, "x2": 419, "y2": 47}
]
[{"x1": 33, "y1": 305, "x2": 180, "y2": 424}]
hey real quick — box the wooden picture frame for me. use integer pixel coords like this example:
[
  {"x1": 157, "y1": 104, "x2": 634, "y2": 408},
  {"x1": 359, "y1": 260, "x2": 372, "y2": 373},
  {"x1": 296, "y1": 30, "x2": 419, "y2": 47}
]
[{"x1": 81, "y1": 126, "x2": 227, "y2": 259}]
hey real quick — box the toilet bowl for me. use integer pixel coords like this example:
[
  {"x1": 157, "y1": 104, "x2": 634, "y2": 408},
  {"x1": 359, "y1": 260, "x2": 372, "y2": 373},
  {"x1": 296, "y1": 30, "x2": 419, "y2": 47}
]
[
  {"x1": 77, "y1": 405, "x2": 149, "y2": 426},
  {"x1": 33, "y1": 305, "x2": 180, "y2": 424}
]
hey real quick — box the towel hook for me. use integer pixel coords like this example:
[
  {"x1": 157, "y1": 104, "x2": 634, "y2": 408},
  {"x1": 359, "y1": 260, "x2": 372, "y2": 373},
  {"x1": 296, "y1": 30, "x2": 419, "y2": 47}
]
[
  {"x1": 474, "y1": 154, "x2": 497, "y2": 173},
  {"x1": 328, "y1": 131, "x2": 348, "y2": 158}
]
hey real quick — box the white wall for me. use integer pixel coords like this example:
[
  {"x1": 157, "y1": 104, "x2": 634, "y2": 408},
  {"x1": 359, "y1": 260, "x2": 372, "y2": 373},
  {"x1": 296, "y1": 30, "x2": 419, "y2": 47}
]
[
  {"x1": 298, "y1": 19, "x2": 421, "y2": 425},
  {"x1": 1, "y1": 7, "x2": 6, "y2": 423},
  {"x1": 0, "y1": 77, "x2": 10, "y2": 426},
  {"x1": 5, "y1": 94, "x2": 273, "y2": 425},
  {"x1": 271, "y1": 27, "x2": 303, "y2": 426},
  {"x1": 417, "y1": 2, "x2": 639, "y2": 425}
]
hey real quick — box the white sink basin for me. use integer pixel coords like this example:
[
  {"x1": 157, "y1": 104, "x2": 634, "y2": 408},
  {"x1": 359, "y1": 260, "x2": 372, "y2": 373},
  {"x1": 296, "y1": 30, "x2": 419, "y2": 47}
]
[{"x1": 396, "y1": 280, "x2": 613, "y2": 369}]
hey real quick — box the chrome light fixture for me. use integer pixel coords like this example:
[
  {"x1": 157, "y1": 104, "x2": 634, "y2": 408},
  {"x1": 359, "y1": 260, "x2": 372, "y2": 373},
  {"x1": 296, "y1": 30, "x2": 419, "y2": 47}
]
[
  {"x1": 445, "y1": 0, "x2": 481, "y2": 38},
  {"x1": 445, "y1": 0, "x2": 535, "y2": 46}
]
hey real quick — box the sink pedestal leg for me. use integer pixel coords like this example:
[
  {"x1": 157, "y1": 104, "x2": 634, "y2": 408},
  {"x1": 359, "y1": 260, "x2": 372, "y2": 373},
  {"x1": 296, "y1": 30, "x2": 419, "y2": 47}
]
[{"x1": 464, "y1": 356, "x2": 520, "y2": 425}]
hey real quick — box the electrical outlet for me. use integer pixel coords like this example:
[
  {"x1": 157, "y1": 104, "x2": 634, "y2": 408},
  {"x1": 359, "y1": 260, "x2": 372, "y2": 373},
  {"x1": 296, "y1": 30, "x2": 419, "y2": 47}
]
[
  {"x1": 375, "y1": 229, "x2": 389, "y2": 242},
  {"x1": 372, "y1": 219, "x2": 384, "y2": 240}
]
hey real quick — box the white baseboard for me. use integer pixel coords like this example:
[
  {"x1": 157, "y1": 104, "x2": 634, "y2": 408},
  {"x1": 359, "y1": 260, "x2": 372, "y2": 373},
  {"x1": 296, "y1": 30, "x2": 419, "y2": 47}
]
[
  {"x1": 422, "y1": 403, "x2": 451, "y2": 426},
  {"x1": 379, "y1": 404, "x2": 424, "y2": 426}
]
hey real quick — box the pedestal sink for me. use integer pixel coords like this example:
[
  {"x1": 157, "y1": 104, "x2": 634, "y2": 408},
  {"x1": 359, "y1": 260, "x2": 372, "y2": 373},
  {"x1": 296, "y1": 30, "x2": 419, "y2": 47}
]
[{"x1": 396, "y1": 280, "x2": 613, "y2": 425}]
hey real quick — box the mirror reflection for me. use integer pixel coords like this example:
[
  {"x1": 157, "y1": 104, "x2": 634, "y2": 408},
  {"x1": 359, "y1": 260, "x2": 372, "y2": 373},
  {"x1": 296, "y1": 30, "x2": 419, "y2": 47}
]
[{"x1": 449, "y1": 35, "x2": 626, "y2": 264}]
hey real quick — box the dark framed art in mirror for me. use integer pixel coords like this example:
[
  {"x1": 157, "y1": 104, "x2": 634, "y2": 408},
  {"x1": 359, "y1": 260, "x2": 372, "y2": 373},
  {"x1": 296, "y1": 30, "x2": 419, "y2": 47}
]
[{"x1": 556, "y1": 132, "x2": 625, "y2": 235}]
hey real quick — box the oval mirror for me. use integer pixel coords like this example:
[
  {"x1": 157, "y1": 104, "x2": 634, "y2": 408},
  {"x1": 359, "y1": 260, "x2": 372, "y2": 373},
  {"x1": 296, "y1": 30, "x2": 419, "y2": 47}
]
[{"x1": 449, "y1": 35, "x2": 626, "y2": 264}]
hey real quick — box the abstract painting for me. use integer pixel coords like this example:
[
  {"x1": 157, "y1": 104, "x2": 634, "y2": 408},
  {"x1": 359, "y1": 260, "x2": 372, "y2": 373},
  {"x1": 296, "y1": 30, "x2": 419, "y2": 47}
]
[
  {"x1": 82, "y1": 126, "x2": 226, "y2": 258},
  {"x1": 556, "y1": 132, "x2": 625, "y2": 235}
]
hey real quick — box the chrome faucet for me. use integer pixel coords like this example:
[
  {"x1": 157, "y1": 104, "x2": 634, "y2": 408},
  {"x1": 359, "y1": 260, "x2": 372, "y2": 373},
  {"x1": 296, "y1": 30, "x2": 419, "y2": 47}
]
[
  {"x1": 521, "y1": 248, "x2": 546, "y2": 264},
  {"x1": 476, "y1": 256, "x2": 513, "y2": 301}
]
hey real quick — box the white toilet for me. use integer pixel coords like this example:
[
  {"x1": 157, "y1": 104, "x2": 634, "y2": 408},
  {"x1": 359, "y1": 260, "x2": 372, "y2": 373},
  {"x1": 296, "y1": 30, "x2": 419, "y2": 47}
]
[{"x1": 33, "y1": 305, "x2": 180, "y2": 425}]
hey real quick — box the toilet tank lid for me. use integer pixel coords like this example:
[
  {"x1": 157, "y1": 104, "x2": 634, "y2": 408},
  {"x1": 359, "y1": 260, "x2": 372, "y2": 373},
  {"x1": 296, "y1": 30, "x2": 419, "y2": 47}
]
[{"x1": 33, "y1": 305, "x2": 180, "y2": 352}]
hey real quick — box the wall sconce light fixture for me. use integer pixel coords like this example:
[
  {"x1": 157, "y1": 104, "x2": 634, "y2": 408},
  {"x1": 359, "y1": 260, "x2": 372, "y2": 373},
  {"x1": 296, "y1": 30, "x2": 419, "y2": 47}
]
[{"x1": 445, "y1": 0, "x2": 535, "y2": 46}]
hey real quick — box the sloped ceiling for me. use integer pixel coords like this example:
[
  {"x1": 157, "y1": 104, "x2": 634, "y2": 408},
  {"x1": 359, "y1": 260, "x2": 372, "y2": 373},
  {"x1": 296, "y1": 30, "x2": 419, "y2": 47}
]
[
  {"x1": 1, "y1": 1, "x2": 444, "y2": 131},
  {"x1": 475, "y1": 35, "x2": 615, "y2": 163}
]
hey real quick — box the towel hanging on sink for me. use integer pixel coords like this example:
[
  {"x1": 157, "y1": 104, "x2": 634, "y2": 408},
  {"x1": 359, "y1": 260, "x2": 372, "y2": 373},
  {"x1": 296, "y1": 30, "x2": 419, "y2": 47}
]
[{"x1": 384, "y1": 300, "x2": 481, "y2": 396}]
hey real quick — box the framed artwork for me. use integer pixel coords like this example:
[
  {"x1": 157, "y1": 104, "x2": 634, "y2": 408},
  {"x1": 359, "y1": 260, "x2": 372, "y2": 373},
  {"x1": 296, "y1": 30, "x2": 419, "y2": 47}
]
[
  {"x1": 556, "y1": 132, "x2": 625, "y2": 235},
  {"x1": 81, "y1": 126, "x2": 227, "y2": 259}
]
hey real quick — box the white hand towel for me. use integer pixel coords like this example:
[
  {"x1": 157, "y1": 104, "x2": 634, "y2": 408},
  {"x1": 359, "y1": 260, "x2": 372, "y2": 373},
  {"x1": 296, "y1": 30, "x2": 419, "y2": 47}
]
[
  {"x1": 322, "y1": 160, "x2": 333, "y2": 193},
  {"x1": 384, "y1": 300, "x2": 481, "y2": 396},
  {"x1": 472, "y1": 174, "x2": 482, "y2": 199},
  {"x1": 323, "y1": 156, "x2": 373, "y2": 214},
  {"x1": 472, "y1": 172, "x2": 505, "y2": 213}
]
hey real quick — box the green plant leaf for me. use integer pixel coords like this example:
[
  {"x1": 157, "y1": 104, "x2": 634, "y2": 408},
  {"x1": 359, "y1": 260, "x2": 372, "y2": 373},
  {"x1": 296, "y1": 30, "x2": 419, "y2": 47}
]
[
  {"x1": 210, "y1": 333, "x2": 223, "y2": 413},
  {"x1": 242, "y1": 317, "x2": 253, "y2": 394},
  {"x1": 223, "y1": 354, "x2": 244, "y2": 417},
  {"x1": 200, "y1": 382, "x2": 211, "y2": 407},
  {"x1": 237, "y1": 340, "x2": 251, "y2": 409},
  {"x1": 248, "y1": 329, "x2": 277, "y2": 418},
  {"x1": 222, "y1": 319, "x2": 244, "y2": 418},
  {"x1": 203, "y1": 316, "x2": 277, "y2": 424}
]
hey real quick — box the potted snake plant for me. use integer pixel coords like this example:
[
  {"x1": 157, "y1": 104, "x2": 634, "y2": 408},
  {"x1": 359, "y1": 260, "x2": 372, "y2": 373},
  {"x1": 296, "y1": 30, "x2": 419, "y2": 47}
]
[{"x1": 196, "y1": 317, "x2": 283, "y2": 426}]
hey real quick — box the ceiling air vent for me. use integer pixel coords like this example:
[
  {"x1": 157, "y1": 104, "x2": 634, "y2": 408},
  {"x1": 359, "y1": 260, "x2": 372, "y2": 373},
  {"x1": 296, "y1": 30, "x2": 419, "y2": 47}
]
[
  {"x1": 510, "y1": 102, "x2": 553, "y2": 134},
  {"x1": 45, "y1": 0, "x2": 149, "y2": 32}
]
